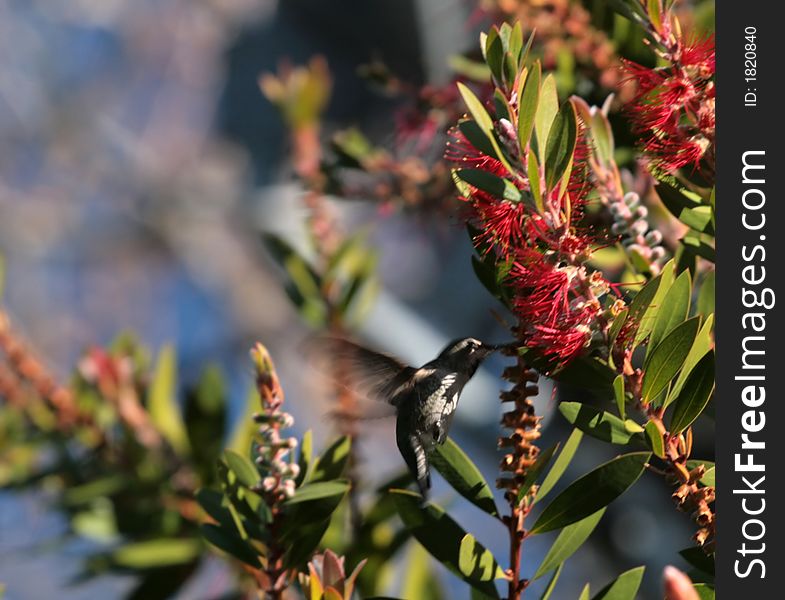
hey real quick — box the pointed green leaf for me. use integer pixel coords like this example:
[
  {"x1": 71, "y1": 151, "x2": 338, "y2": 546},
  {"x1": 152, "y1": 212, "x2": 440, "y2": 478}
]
[
  {"x1": 527, "y1": 150, "x2": 543, "y2": 213},
  {"x1": 432, "y1": 437, "x2": 499, "y2": 517},
  {"x1": 591, "y1": 566, "x2": 645, "y2": 600},
  {"x1": 642, "y1": 317, "x2": 701, "y2": 403},
  {"x1": 223, "y1": 450, "x2": 260, "y2": 489},
  {"x1": 534, "y1": 509, "x2": 606, "y2": 579},
  {"x1": 540, "y1": 562, "x2": 563, "y2": 600},
  {"x1": 530, "y1": 452, "x2": 649, "y2": 534},
  {"x1": 457, "y1": 82, "x2": 513, "y2": 174},
  {"x1": 456, "y1": 169, "x2": 522, "y2": 202},
  {"x1": 697, "y1": 271, "x2": 715, "y2": 317},
  {"x1": 517, "y1": 62, "x2": 541, "y2": 152},
  {"x1": 669, "y1": 351, "x2": 715, "y2": 434},
  {"x1": 632, "y1": 260, "x2": 676, "y2": 347},
  {"x1": 309, "y1": 435, "x2": 351, "y2": 483},
  {"x1": 459, "y1": 120, "x2": 497, "y2": 158},
  {"x1": 296, "y1": 429, "x2": 313, "y2": 486},
  {"x1": 534, "y1": 75, "x2": 558, "y2": 159},
  {"x1": 578, "y1": 584, "x2": 591, "y2": 600},
  {"x1": 666, "y1": 314, "x2": 714, "y2": 406},
  {"x1": 536, "y1": 428, "x2": 582, "y2": 502},
  {"x1": 285, "y1": 480, "x2": 350, "y2": 504},
  {"x1": 391, "y1": 490, "x2": 502, "y2": 598},
  {"x1": 544, "y1": 100, "x2": 578, "y2": 191},
  {"x1": 149, "y1": 344, "x2": 189, "y2": 454},
  {"x1": 649, "y1": 270, "x2": 692, "y2": 350},
  {"x1": 644, "y1": 421, "x2": 665, "y2": 458},
  {"x1": 201, "y1": 523, "x2": 260, "y2": 567},
  {"x1": 558, "y1": 402, "x2": 641, "y2": 445},
  {"x1": 613, "y1": 376, "x2": 626, "y2": 420}
]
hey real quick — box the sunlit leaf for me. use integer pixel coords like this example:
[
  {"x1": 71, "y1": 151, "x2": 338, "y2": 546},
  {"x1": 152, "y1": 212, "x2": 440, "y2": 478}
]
[
  {"x1": 669, "y1": 352, "x2": 715, "y2": 434},
  {"x1": 149, "y1": 345, "x2": 190, "y2": 455},
  {"x1": 533, "y1": 509, "x2": 605, "y2": 579},
  {"x1": 530, "y1": 452, "x2": 649, "y2": 534},
  {"x1": 536, "y1": 428, "x2": 582, "y2": 502},
  {"x1": 591, "y1": 566, "x2": 645, "y2": 600},
  {"x1": 642, "y1": 317, "x2": 700, "y2": 403},
  {"x1": 432, "y1": 437, "x2": 498, "y2": 517},
  {"x1": 391, "y1": 489, "x2": 502, "y2": 598},
  {"x1": 558, "y1": 402, "x2": 641, "y2": 445}
]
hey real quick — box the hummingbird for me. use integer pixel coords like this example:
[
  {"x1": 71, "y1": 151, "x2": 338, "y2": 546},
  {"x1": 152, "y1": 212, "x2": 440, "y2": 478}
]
[{"x1": 311, "y1": 336, "x2": 513, "y2": 498}]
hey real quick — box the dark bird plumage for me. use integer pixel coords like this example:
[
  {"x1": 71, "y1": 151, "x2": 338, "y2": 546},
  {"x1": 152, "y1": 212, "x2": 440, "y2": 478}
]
[{"x1": 310, "y1": 336, "x2": 507, "y2": 498}]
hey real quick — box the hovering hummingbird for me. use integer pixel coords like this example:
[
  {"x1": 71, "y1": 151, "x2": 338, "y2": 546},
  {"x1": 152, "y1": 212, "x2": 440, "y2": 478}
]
[{"x1": 311, "y1": 336, "x2": 514, "y2": 498}]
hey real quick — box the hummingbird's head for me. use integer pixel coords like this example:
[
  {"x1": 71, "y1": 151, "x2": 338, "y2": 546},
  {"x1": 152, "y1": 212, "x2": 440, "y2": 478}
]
[{"x1": 437, "y1": 337, "x2": 500, "y2": 375}]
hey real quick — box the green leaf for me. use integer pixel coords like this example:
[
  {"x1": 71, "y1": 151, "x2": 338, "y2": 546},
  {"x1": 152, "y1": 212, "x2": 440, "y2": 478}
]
[
  {"x1": 641, "y1": 317, "x2": 701, "y2": 403},
  {"x1": 459, "y1": 534, "x2": 498, "y2": 581},
  {"x1": 591, "y1": 566, "x2": 645, "y2": 600},
  {"x1": 431, "y1": 437, "x2": 499, "y2": 517},
  {"x1": 536, "y1": 428, "x2": 582, "y2": 502},
  {"x1": 223, "y1": 450, "x2": 260, "y2": 489},
  {"x1": 309, "y1": 436, "x2": 351, "y2": 482},
  {"x1": 544, "y1": 100, "x2": 578, "y2": 191},
  {"x1": 402, "y1": 543, "x2": 446, "y2": 600},
  {"x1": 285, "y1": 480, "x2": 350, "y2": 504},
  {"x1": 655, "y1": 182, "x2": 714, "y2": 234},
  {"x1": 527, "y1": 150, "x2": 543, "y2": 213},
  {"x1": 201, "y1": 523, "x2": 260, "y2": 567},
  {"x1": 697, "y1": 271, "x2": 715, "y2": 316},
  {"x1": 149, "y1": 344, "x2": 189, "y2": 455},
  {"x1": 517, "y1": 62, "x2": 541, "y2": 152},
  {"x1": 666, "y1": 314, "x2": 714, "y2": 406},
  {"x1": 391, "y1": 490, "x2": 502, "y2": 598},
  {"x1": 669, "y1": 351, "x2": 715, "y2": 434},
  {"x1": 518, "y1": 443, "x2": 560, "y2": 503},
  {"x1": 558, "y1": 402, "x2": 641, "y2": 445},
  {"x1": 112, "y1": 538, "x2": 202, "y2": 569},
  {"x1": 578, "y1": 584, "x2": 591, "y2": 600},
  {"x1": 459, "y1": 120, "x2": 497, "y2": 158},
  {"x1": 613, "y1": 376, "x2": 626, "y2": 420},
  {"x1": 456, "y1": 169, "x2": 521, "y2": 202},
  {"x1": 534, "y1": 75, "x2": 558, "y2": 160},
  {"x1": 539, "y1": 563, "x2": 563, "y2": 600},
  {"x1": 296, "y1": 429, "x2": 313, "y2": 485},
  {"x1": 649, "y1": 270, "x2": 691, "y2": 350},
  {"x1": 694, "y1": 584, "x2": 715, "y2": 600},
  {"x1": 644, "y1": 421, "x2": 665, "y2": 458},
  {"x1": 530, "y1": 452, "x2": 649, "y2": 534},
  {"x1": 485, "y1": 29, "x2": 504, "y2": 84},
  {"x1": 533, "y1": 509, "x2": 605, "y2": 579},
  {"x1": 457, "y1": 82, "x2": 513, "y2": 174},
  {"x1": 632, "y1": 260, "x2": 675, "y2": 347}
]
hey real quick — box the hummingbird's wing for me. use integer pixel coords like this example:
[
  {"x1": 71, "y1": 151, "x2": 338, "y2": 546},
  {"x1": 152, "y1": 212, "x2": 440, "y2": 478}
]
[
  {"x1": 307, "y1": 336, "x2": 416, "y2": 407},
  {"x1": 396, "y1": 412, "x2": 430, "y2": 498}
]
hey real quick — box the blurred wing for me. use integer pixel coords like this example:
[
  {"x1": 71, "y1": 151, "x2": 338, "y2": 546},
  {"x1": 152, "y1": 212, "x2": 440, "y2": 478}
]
[{"x1": 307, "y1": 336, "x2": 415, "y2": 406}]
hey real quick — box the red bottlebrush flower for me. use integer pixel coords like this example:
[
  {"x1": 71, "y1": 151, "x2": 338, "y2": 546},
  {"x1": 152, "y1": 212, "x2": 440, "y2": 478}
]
[
  {"x1": 623, "y1": 35, "x2": 715, "y2": 172},
  {"x1": 507, "y1": 252, "x2": 603, "y2": 365}
]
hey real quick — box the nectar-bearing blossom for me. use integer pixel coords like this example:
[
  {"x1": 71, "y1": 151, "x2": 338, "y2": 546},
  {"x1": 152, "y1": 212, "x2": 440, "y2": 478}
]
[
  {"x1": 623, "y1": 17, "x2": 715, "y2": 173},
  {"x1": 447, "y1": 54, "x2": 617, "y2": 367}
]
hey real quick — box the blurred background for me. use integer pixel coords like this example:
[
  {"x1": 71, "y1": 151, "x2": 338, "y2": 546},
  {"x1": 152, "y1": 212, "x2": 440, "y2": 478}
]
[{"x1": 0, "y1": 0, "x2": 714, "y2": 598}]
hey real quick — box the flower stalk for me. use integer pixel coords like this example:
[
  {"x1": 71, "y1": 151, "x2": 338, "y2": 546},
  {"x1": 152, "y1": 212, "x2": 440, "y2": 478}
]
[{"x1": 497, "y1": 353, "x2": 542, "y2": 599}]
